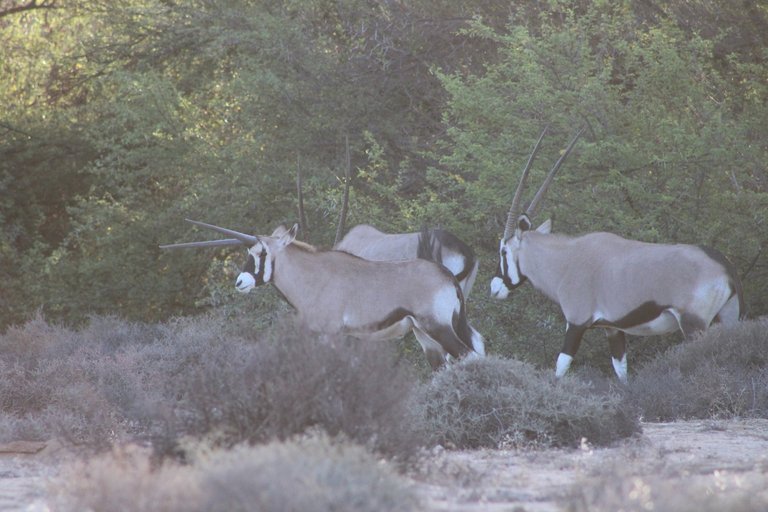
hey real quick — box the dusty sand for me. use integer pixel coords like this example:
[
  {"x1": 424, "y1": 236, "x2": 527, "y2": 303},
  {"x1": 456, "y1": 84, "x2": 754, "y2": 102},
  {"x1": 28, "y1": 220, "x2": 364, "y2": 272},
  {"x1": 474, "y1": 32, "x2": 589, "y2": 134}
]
[
  {"x1": 411, "y1": 419, "x2": 768, "y2": 511},
  {"x1": 2, "y1": 420, "x2": 767, "y2": 511}
]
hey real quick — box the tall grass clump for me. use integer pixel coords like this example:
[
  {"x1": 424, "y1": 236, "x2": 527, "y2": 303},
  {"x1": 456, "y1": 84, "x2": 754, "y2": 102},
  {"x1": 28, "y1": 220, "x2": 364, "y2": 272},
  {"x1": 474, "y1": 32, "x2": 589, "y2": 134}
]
[
  {"x1": 0, "y1": 313, "x2": 424, "y2": 459},
  {"x1": 411, "y1": 356, "x2": 639, "y2": 450},
  {"x1": 52, "y1": 434, "x2": 419, "y2": 512},
  {"x1": 628, "y1": 318, "x2": 768, "y2": 421}
]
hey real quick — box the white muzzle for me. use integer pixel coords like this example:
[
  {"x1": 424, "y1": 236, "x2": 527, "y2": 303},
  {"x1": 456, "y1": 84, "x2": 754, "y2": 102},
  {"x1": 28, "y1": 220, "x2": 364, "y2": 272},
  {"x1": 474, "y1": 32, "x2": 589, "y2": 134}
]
[
  {"x1": 489, "y1": 276, "x2": 509, "y2": 299},
  {"x1": 235, "y1": 272, "x2": 256, "y2": 293}
]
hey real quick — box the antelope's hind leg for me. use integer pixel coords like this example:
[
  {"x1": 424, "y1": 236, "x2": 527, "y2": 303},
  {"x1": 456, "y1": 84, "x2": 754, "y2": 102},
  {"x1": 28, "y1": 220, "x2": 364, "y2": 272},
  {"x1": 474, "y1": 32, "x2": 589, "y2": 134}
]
[
  {"x1": 678, "y1": 312, "x2": 707, "y2": 340},
  {"x1": 715, "y1": 293, "x2": 741, "y2": 326},
  {"x1": 412, "y1": 328, "x2": 447, "y2": 370}
]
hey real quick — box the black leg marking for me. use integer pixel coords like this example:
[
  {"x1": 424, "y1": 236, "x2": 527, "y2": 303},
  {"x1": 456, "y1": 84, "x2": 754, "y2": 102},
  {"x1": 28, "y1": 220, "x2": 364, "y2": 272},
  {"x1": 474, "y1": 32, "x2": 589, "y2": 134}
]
[
  {"x1": 562, "y1": 323, "x2": 587, "y2": 357},
  {"x1": 593, "y1": 301, "x2": 669, "y2": 330},
  {"x1": 366, "y1": 308, "x2": 412, "y2": 332},
  {"x1": 428, "y1": 324, "x2": 472, "y2": 359},
  {"x1": 607, "y1": 330, "x2": 627, "y2": 361}
]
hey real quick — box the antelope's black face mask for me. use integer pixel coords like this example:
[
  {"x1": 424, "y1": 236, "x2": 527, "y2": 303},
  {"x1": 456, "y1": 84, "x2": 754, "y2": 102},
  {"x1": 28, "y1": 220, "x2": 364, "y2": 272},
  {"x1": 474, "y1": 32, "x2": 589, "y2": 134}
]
[
  {"x1": 490, "y1": 238, "x2": 527, "y2": 299},
  {"x1": 235, "y1": 242, "x2": 271, "y2": 293}
]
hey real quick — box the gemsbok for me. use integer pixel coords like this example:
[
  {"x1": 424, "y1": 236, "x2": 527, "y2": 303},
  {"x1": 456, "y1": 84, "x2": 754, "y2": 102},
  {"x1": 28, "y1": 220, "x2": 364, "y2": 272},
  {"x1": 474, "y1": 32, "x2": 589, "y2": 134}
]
[
  {"x1": 490, "y1": 127, "x2": 745, "y2": 383},
  {"x1": 161, "y1": 220, "x2": 485, "y2": 369},
  {"x1": 334, "y1": 224, "x2": 479, "y2": 299},
  {"x1": 296, "y1": 152, "x2": 479, "y2": 299}
]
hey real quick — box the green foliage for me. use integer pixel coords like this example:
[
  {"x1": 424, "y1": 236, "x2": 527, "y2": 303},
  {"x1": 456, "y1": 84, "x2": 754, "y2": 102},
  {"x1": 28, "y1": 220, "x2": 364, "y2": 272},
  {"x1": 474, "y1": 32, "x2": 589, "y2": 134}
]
[
  {"x1": 419, "y1": 0, "x2": 768, "y2": 364},
  {"x1": 1, "y1": 1, "x2": 766, "y2": 384}
]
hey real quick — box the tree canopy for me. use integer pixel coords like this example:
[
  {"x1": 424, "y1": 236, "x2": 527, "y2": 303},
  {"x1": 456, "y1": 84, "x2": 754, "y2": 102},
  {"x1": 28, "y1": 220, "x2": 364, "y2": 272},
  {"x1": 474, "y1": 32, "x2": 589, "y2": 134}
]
[{"x1": 2, "y1": 0, "x2": 766, "y2": 369}]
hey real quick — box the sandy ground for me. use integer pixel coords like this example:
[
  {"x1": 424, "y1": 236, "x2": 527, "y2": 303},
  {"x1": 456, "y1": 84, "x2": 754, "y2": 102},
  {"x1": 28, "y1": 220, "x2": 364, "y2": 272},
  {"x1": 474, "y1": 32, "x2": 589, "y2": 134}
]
[
  {"x1": 2, "y1": 420, "x2": 768, "y2": 511},
  {"x1": 412, "y1": 419, "x2": 768, "y2": 511}
]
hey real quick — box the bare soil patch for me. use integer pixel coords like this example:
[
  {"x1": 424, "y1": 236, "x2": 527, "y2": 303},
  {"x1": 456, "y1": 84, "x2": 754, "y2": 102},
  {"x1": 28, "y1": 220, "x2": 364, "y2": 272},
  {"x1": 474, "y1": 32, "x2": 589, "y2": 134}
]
[
  {"x1": 2, "y1": 420, "x2": 767, "y2": 511},
  {"x1": 410, "y1": 419, "x2": 768, "y2": 511}
]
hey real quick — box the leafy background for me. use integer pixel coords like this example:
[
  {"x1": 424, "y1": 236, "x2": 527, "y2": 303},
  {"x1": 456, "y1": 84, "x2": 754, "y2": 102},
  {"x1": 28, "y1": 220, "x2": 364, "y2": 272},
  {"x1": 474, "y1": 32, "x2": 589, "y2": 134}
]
[{"x1": 2, "y1": 0, "x2": 766, "y2": 374}]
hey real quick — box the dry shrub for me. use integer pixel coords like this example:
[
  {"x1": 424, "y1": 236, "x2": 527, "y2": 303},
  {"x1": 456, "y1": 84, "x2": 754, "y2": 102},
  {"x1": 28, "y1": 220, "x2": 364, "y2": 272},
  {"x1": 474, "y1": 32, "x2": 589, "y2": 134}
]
[
  {"x1": 628, "y1": 318, "x2": 768, "y2": 421},
  {"x1": 411, "y1": 355, "x2": 639, "y2": 450},
  {"x1": 52, "y1": 444, "x2": 202, "y2": 512},
  {"x1": 0, "y1": 313, "x2": 424, "y2": 459},
  {"x1": 567, "y1": 455, "x2": 768, "y2": 512},
  {"x1": 158, "y1": 317, "x2": 425, "y2": 459},
  {"x1": 51, "y1": 435, "x2": 419, "y2": 512},
  {"x1": 197, "y1": 434, "x2": 419, "y2": 512},
  {"x1": 0, "y1": 313, "x2": 121, "y2": 446}
]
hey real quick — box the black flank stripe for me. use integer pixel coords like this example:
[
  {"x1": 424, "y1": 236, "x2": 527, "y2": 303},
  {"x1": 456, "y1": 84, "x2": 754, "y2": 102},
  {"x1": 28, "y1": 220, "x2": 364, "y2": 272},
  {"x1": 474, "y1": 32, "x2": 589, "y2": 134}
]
[
  {"x1": 593, "y1": 301, "x2": 669, "y2": 330},
  {"x1": 373, "y1": 308, "x2": 412, "y2": 332}
]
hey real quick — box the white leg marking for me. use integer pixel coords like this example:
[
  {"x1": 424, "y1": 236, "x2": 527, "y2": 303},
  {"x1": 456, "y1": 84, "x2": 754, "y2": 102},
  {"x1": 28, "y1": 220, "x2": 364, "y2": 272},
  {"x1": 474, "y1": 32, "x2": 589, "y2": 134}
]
[
  {"x1": 555, "y1": 353, "x2": 573, "y2": 378},
  {"x1": 612, "y1": 353, "x2": 628, "y2": 384},
  {"x1": 470, "y1": 326, "x2": 486, "y2": 356}
]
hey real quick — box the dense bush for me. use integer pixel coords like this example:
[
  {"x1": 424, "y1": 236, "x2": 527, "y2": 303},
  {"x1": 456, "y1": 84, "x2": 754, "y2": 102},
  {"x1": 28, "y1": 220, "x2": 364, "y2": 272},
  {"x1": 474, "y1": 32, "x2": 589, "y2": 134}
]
[
  {"x1": 52, "y1": 434, "x2": 419, "y2": 512},
  {"x1": 628, "y1": 318, "x2": 768, "y2": 421},
  {"x1": 157, "y1": 316, "x2": 426, "y2": 459},
  {"x1": 411, "y1": 356, "x2": 640, "y2": 450},
  {"x1": 0, "y1": 313, "x2": 424, "y2": 459}
]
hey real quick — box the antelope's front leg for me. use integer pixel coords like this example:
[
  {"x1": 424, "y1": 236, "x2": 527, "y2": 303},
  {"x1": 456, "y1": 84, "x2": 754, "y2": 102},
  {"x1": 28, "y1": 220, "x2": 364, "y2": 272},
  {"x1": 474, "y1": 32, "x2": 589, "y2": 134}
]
[{"x1": 556, "y1": 323, "x2": 587, "y2": 378}]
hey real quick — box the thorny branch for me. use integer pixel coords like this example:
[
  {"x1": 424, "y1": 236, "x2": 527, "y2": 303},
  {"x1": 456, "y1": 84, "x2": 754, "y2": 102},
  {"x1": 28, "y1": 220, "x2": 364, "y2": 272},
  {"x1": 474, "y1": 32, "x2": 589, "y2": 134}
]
[{"x1": 0, "y1": 0, "x2": 57, "y2": 19}]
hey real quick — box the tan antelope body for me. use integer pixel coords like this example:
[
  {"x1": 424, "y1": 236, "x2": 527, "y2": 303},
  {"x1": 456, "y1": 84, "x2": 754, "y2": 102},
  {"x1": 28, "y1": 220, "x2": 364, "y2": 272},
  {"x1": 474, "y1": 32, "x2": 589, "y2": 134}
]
[
  {"x1": 162, "y1": 221, "x2": 483, "y2": 369},
  {"x1": 491, "y1": 127, "x2": 744, "y2": 382},
  {"x1": 334, "y1": 224, "x2": 480, "y2": 298}
]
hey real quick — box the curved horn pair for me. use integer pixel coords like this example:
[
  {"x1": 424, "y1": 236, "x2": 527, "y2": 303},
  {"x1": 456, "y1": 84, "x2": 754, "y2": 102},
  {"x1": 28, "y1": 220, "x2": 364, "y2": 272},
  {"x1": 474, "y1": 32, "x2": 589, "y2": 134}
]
[
  {"x1": 503, "y1": 126, "x2": 584, "y2": 239},
  {"x1": 159, "y1": 219, "x2": 258, "y2": 250},
  {"x1": 504, "y1": 126, "x2": 548, "y2": 239}
]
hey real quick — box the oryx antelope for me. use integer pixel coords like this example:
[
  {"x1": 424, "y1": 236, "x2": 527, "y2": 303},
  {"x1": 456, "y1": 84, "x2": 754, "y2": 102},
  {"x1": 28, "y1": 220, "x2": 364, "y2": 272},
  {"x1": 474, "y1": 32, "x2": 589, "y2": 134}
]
[
  {"x1": 334, "y1": 224, "x2": 480, "y2": 299},
  {"x1": 296, "y1": 158, "x2": 480, "y2": 299},
  {"x1": 161, "y1": 220, "x2": 485, "y2": 369},
  {"x1": 490, "y1": 127, "x2": 744, "y2": 383}
]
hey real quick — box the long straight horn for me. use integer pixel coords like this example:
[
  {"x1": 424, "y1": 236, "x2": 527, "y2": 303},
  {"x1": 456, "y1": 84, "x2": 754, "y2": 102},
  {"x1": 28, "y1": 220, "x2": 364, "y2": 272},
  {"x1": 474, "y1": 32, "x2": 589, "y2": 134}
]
[
  {"x1": 296, "y1": 157, "x2": 310, "y2": 243},
  {"x1": 184, "y1": 219, "x2": 259, "y2": 245},
  {"x1": 524, "y1": 126, "x2": 584, "y2": 219},
  {"x1": 334, "y1": 135, "x2": 351, "y2": 246},
  {"x1": 504, "y1": 126, "x2": 548, "y2": 239},
  {"x1": 160, "y1": 239, "x2": 245, "y2": 250}
]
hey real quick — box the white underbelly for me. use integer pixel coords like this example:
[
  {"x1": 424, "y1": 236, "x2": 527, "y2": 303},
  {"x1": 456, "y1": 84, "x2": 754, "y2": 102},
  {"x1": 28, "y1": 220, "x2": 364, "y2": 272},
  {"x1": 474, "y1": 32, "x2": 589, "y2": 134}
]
[{"x1": 621, "y1": 311, "x2": 679, "y2": 336}]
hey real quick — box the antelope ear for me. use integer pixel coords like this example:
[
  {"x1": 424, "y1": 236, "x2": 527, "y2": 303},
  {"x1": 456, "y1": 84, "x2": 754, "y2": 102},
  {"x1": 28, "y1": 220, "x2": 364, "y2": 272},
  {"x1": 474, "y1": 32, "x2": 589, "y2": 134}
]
[
  {"x1": 278, "y1": 224, "x2": 299, "y2": 247},
  {"x1": 270, "y1": 225, "x2": 288, "y2": 237},
  {"x1": 536, "y1": 219, "x2": 552, "y2": 234}
]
